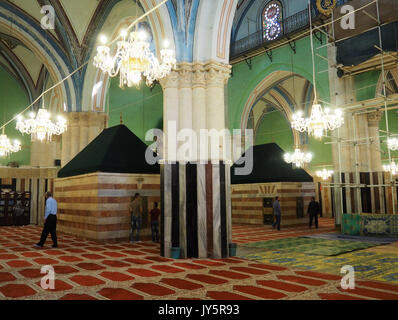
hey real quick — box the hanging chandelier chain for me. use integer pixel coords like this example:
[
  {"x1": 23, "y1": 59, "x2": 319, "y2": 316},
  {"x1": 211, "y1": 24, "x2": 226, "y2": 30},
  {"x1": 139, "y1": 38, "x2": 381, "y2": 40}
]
[{"x1": 308, "y1": 0, "x2": 318, "y2": 104}]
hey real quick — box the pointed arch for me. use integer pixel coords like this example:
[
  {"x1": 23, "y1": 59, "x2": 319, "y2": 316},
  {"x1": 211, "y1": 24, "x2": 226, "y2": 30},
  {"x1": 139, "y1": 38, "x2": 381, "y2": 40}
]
[{"x1": 0, "y1": 2, "x2": 77, "y2": 111}]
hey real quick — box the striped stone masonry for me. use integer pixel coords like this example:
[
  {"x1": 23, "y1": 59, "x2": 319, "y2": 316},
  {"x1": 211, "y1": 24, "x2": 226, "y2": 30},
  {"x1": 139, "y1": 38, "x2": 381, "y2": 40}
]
[
  {"x1": 231, "y1": 182, "x2": 316, "y2": 226},
  {"x1": 161, "y1": 162, "x2": 232, "y2": 259},
  {"x1": 55, "y1": 172, "x2": 160, "y2": 241}
]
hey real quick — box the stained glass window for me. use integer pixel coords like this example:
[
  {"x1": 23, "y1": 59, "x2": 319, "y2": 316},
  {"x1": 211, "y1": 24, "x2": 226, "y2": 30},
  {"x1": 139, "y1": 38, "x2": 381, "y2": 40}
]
[{"x1": 262, "y1": 1, "x2": 283, "y2": 41}]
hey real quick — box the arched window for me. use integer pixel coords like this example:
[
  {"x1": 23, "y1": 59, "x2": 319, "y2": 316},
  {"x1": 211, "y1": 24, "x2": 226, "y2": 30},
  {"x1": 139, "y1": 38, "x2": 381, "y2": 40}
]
[{"x1": 262, "y1": 1, "x2": 283, "y2": 41}]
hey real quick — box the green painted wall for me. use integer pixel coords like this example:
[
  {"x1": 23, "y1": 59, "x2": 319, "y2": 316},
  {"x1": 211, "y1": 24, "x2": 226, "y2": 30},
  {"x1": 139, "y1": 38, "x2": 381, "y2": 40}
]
[
  {"x1": 254, "y1": 111, "x2": 293, "y2": 151},
  {"x1": 228, "y1": 35, "x2": 330, "y2": 130},
  {"x1": 229, "y1": 35, "x2": 333, "y2": 167},
  {"x1": 355, "y1": 71, "x2": 380, "y2": 101},
  {"x1": 108, "y1": 78, "x2": 163, "y2": 145},
  {"x1": 0, "y1": 67, "x2": 30, "y2": 166}
]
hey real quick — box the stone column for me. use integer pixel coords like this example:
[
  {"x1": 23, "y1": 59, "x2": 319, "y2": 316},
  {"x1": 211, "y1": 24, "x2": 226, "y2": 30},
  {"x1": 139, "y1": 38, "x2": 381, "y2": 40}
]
[
  {"x1": 160, "y1": 71, "x2": 179, "y2": 162},
  {"x1": 368, "y1": 111, "x2": 383, "y2": 172},
  {"x1": 30, "y1": 138, "x2": 57, "y2": 167},
  {"x1": 30, "y1": 140, "x2": 40, "y2": 167},
  {"x1": 61, "y1": 122, "x2": 72, "y2": 167},
  {"x1": 160, "y1": 61, "x2": 232, "y2": 259},
  {"x1": 205, "y1": 62, "x2": 230, "y2": 161},
  {"x1": 61, "y1": 112, "x2": 107, "y2": 168},
  {"x1": 368, "y1": 111, "x2": 385, "y2": 213},
  {"x1": 69, "y1": 112, "x2": 80, "y2": 161},
  {"x1": 79, "y1": 113, "x2": 89, "y2": 152}
]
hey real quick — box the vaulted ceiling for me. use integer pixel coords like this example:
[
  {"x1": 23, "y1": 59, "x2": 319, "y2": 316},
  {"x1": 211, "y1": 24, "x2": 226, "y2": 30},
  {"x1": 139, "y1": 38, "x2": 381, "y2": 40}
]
[
  {"x1": 248, "y1": 73, "x2": 314, "y2": 132},
  {"x1": 0, "y1": 0, "x2": 144, "y2": 110}
]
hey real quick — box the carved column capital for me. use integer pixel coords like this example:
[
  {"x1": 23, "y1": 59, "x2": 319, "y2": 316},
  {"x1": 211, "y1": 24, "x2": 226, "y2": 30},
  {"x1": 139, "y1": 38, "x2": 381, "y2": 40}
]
[
  {"x1": 367, "y1": 110, "x2": 383, "y2": 127},
  {"x1": 192, "y1": 63, "x2": 206, "y2": 89},
  {"x1": 159, "y1": 70, "x2": 179, "y2": 89},
  {"x1": 204, "y1": 61, "x2": 232, "y2": 87},
  {"x1": 68, "y1": 112, "x2": 80, "y2": 126},
  {"x1": 177, "y1": 63, "x2": 194, "y2": 89}
]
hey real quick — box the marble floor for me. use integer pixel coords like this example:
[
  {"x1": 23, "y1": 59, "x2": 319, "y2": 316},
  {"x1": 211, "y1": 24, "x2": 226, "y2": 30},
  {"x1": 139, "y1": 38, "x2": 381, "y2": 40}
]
[{"x1": 0, "y1": 220, "x2": 397, "y2": 300}]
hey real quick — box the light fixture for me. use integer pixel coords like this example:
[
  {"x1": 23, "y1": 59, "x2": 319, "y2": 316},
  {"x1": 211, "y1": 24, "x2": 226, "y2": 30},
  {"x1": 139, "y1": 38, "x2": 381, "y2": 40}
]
[
  {"x1": 387, "y1": 138, "x2": 398, "y2": 151},
  {"x1": 316, "y1": 168, "x2": 334, "y2": 180},
  {"x1": 291, "y1": 105, "x2": 344, "y2": 139},
  {"x1": 16, "y1": 107, "x2": 67, "y2": 142},
  {"x1": 284, "y1": 148, "x2": 313, "y2": 168},
  {"x1": 94, "y1": 28, "x2": 176, "y2": 88},
  {"x1": 0, "y1": 128, "x2": 21, "y2": 157},
  {"x1": 383, "y1": 161, "x2": 398, "y2": 176},
  {"x1": 291, "y1": 1, "x2": 344, "y2": 139},
  {"x1": 263, "y1": 3, "x2": 282, "y2": 41}
]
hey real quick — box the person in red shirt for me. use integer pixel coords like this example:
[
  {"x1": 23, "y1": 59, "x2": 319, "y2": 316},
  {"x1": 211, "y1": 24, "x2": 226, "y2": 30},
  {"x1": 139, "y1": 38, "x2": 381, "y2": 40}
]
[{"x1": 149, "y1": 202, "x2": 161, "y2": 242}]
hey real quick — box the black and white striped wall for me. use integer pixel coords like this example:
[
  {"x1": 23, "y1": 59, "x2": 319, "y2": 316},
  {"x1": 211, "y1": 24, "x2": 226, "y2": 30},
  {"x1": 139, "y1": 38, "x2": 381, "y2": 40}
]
[{"x1": 160, "y1": 162, "x2": 232, "y2": 259}]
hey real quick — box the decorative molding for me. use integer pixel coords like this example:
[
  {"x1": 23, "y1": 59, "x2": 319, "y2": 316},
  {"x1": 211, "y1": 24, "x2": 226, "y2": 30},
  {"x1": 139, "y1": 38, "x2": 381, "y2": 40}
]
[
  {"x1": 367, "y1": 110, "x2": 383, "y2": 127},
  {"x1": 192, "y1": 63, "x2": 206, "y2": 88},
  {"x1": 177, "y1": 63, "x2": 194, "y2": 88},
  {"x1": 159, "y1": 70, "x2": 179, "y2": 89}
]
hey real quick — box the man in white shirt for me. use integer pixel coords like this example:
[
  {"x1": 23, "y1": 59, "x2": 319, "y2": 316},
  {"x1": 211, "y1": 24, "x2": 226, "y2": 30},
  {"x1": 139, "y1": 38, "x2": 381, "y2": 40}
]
[{"x1": 34, "y1": 192, "x2": 58, "y2": 248}]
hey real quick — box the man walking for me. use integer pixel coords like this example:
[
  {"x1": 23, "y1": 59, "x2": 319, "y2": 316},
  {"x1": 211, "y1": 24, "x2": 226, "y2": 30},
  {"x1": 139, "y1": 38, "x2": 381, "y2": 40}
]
[
  {"x1": 308, "y1": 197, "x2": 321, "y2": 229},
  {"x1": 272, "y1": 196, "x2": 281, "y2": 231},
  {"x1": 34, "y1": 192, "x2": 58, "y2": 248},
  {"x1": 149, "y1": 202, "x2": 161, "y2": 242},
  {"x1": 130, "y1": 193, "x2": 143, "y2": 242}
]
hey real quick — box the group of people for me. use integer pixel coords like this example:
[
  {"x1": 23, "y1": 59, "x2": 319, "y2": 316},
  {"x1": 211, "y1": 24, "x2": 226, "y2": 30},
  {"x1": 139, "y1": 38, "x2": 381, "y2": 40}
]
[
  {"x1": 33, "y1": 192, "x2": 162, "y2": 248},
  {"x1": 272, "y1": 196, "x2": 321, "y2": 231},
  {"x1": 34, "y1": 192, "x2": 321, "y2": 248},
  {"x1": 129, "y1": 193, "x2": 161, "y2": 243}
]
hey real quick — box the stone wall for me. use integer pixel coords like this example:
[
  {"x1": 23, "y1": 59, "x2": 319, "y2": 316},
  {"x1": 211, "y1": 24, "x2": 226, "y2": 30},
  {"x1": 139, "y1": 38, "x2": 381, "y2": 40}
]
[
  {"x1": 231, "y1": 182, "x2": 316, "y2": 226},
  {"x1": 55, "y1": 172, "x2": 160, "y2": 241}
]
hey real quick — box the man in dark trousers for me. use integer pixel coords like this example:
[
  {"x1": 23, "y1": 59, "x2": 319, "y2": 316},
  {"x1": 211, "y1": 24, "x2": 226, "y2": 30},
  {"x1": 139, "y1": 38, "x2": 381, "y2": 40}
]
[
  {"x1": 272, "y1": 196, "x2": 282, "y2": 231},
  {"x1": 130, "y1": 193, "x2": 143, "y2": 242},
  {"x1": 308, "y1": 197, "x2": 321, "y2": 229},
  {"x1": 34, "y1": 192, "x2": 58, "y2": 248},
  {"x1": 149, "y1": 202, "x2": 161, "y2": 243}
]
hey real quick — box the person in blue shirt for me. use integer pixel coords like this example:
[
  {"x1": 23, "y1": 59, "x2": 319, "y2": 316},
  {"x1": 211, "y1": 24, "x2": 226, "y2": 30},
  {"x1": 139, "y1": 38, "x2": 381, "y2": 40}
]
[
  {"x1": 34, "y1": 192, "x2": 58, "y2": 248},
  {"x1": 272, "y1": 196, "x2": 282, "y2": 231}
]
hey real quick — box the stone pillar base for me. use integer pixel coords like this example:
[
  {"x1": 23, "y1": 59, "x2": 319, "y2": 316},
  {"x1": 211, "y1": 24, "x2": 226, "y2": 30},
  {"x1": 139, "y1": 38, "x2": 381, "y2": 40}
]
[{"x1": 161, "y1": 162, "x2": 232, "y2": 259}]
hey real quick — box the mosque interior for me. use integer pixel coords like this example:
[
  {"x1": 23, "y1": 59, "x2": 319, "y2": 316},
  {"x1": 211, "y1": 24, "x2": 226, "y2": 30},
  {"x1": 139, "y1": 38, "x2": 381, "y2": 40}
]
[{"x1": 0, "y1": 0, "x2": 398, "y2": 302}]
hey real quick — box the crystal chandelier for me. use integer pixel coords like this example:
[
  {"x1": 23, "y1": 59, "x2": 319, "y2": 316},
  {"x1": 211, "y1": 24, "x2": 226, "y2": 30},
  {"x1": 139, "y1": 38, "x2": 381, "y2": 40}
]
[
  {"x1": 0, "y1": 129, "x2": 21, "y2": 157},
  {"x1": 284, "y1": 148, "x2": 313, "y2": 168},
  {"x1": 383, "y1": 161, "x2": 398, "y2": 176},
  {"x1": 291, "y1": 3, "x2": 344, "y2": 140},
  {"x1": 94, "y1": 29, "x2": 176, "y2": 88},
  {"x1": 387, "y1": 138, "x2": 398, "y2": 151},
  {"x1": 291, "y1": 105, "x2": 344, "y2": 139},
  {"x1": 16, "y1": 108, "x2": 67, "y2": 142},
  {"x1": 316, "y1": 168, "x2": 334, "y2": 180}
]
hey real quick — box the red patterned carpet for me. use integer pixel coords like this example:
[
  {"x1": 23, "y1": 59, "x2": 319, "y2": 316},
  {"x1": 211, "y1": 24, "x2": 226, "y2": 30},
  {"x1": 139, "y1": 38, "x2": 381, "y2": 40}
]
[
  {"x1": 232, "y1": 218, "x2": 336, "y2": 244},
  {"x1": 0, "y1": 223, "x2": 397, "y2": 300}
]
